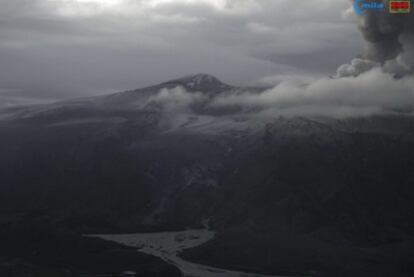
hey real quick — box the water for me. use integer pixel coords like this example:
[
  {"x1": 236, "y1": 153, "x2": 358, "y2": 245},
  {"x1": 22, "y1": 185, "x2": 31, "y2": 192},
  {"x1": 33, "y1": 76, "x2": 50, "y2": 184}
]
[{"x1": 90, "y1": 229, "x2": 302, "y2": 277}]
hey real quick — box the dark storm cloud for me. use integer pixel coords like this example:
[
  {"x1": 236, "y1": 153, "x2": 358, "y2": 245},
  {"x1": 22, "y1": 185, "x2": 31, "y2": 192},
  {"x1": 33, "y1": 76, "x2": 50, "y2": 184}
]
[{"x1": 0, "y1": 0, "x2": 361, "y2": 102}]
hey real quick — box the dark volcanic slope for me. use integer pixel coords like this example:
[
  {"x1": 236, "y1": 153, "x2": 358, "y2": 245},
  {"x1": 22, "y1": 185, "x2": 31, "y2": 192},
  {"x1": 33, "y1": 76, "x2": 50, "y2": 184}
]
[
  {"x1": 1, "y1": 75, "x2": 414, "y2": 277},
  {"x1": 182, "y1": 117, "x2": 414, "y2": 277}
]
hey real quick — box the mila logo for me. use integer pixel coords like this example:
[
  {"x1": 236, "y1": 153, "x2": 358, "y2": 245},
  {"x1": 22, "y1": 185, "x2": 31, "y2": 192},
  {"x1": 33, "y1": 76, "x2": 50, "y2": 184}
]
[{"x1": 354, "y1": 0, "x2": 385, "y2": 16}]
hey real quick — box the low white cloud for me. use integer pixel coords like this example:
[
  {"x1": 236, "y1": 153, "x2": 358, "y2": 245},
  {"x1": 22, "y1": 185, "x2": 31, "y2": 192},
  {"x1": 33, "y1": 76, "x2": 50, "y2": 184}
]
[
  {"x1": 146, "y1": 86, "x2": 208, "y2": 112},
  {"x1": 208, "y1": 68, "x2": 414, "y2": 117},
  {"x1": 336, "y1": 58, "x2": 380, "y2": 77},
  {"x1": 138, "y1": 68, "x2": 414, "y2": 119}
]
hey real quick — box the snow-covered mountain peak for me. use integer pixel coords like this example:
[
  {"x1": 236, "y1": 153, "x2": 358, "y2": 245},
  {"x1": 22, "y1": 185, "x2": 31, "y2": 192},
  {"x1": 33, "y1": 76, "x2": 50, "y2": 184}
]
[
  {"x1": 163, "y1": 74, "x2": 231, "y2": 93},
  {"x1": 176, "y1": 74, "x2": 221, "y2": 85}
]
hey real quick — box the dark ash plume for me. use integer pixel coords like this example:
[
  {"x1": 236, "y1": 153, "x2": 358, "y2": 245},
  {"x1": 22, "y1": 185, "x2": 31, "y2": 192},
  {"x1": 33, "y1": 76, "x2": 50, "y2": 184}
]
[{"x1": 359, "y1": 0, "x2": 414, "y2": 70}]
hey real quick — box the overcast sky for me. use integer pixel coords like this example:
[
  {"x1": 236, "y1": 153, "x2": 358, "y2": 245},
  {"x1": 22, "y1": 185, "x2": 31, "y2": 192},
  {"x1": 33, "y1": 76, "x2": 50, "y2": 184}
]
[{"x1": 0, "y1": 0, "x2": 364, "y2": 102}]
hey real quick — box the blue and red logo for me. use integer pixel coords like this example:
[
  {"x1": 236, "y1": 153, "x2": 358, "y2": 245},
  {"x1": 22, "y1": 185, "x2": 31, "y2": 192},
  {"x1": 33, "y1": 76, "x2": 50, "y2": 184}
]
[{"x1": 354, "y1": 0, "x2": 411, "y2": 15}]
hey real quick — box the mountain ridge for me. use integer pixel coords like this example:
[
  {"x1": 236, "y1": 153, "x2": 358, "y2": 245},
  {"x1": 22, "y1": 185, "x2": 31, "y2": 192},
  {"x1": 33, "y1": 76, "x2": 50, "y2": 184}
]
[{"x1": 1, "y1": 74, "x2": 414, "y2": 276}]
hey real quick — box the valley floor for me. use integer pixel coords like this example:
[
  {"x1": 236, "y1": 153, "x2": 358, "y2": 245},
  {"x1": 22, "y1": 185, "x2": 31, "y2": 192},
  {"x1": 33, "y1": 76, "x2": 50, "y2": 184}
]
[{"x1": 92, "y1": 229, "x2": 310, "y2": 277}]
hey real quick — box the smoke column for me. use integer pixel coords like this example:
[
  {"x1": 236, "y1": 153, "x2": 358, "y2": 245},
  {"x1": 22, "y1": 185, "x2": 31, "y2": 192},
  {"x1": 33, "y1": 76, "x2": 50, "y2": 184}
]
[{"x1": 339, "y1": 0, "x2": 414, "y2": 76}]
